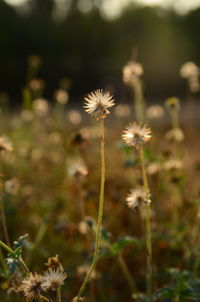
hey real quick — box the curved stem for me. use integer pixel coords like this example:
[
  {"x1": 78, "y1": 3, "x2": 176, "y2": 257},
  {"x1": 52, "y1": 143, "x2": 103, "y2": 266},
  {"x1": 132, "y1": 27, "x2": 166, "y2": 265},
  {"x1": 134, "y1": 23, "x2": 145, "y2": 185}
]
[
  {"x1": 139, "y1": 147, "x2": 152, "y2": 302},
  {"x1": 75, "y1": 119, "x2": 105, "y2": 301},
  {"x1": 0, "y1": 175, "x2": 10, "y2": 246}
]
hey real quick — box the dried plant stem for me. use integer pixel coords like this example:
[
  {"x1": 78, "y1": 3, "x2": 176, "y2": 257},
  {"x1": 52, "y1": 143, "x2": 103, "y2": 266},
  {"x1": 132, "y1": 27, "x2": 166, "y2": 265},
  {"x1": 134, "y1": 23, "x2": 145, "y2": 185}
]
[
  {"x1": 0, "y1": 175, "x2": 10, "y2": 246},
  {"x1": 139, "y1": 147, "x2": 152, "y2": 302},
  {"x1": 0, "y1": 240, "x2": 29, "y2": 274},
  {"x1": 134, "y1": 78, "x2": 146, "y2": 123},
  {"x1": 75, "y1": 119, "x2": 105, "y2": 301},
  {"x1": 0, "y1": 247, "x2": 7, "y2": 271}
]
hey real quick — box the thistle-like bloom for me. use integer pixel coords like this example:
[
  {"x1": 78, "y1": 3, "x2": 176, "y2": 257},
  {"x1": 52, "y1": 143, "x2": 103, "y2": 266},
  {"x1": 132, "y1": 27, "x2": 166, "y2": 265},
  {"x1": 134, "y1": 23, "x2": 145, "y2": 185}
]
[
  {"x1": 42, "y1": 268, "x2": 67, "y2": 291},
  {"x1": 22, "y1": 273, "x2": 44, "y2": 299},
  {"x1": 84, "y1": 89, "x2": 115, "y2": 120},
  {"x1": 126, "y1": 189, "x2": 150, "y2": 209},
  {"x1": 122, "y1": 60, "x2": 143, "y2": 86},
  {"x1": 122, "y1": 122, "x2": 151, "y2": 149}
]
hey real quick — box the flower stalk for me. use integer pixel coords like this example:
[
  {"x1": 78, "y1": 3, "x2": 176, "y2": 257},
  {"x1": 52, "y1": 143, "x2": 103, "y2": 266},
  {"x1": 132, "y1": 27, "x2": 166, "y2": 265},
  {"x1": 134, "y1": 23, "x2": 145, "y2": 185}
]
[{"x1": 75, "y1": 118, "x2": 105, "y2": 301}]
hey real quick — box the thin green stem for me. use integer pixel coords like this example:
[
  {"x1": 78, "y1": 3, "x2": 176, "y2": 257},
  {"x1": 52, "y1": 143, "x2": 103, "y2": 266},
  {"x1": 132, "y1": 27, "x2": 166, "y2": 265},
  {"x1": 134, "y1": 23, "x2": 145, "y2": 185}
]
[
  {"x1": 0, "y1": 247, "x2": 7, "y2": 271},
  {"x1": 75, "y1": 119, "x2": 105, "y2": 301},
  {"x1": 118, "y1": 253, "x2": 136, "y2": 293},
  {"x1": 139, "y1": 147, "x2": 152, "y2": 302},
  {"x1": 0, "y1": 175, "x2": 11, "y2": 246},
  {"x1": 0, "y1": 240, "x2": 29, "y2": 274}
]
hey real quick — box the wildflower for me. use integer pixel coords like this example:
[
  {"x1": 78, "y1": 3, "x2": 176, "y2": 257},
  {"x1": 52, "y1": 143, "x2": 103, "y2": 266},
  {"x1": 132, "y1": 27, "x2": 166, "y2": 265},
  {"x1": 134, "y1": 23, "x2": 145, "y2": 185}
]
[
  {"x1": 180, "y1": 61, "x2": 199, "y2": 79},
  {"x1": 146, "y1": 105, "x2": 164, "y2": 119},
  {"x1": 67, "y1": 110, "x2": 82, "y2": 125},
  {"x1": 165, "y1": 97, "x2": 180, "y2": 111},
  {"x1": 77, "y1": 265, "x2": 99, "y2": 280},
  {"x1": 163, "y1": 159, "x2": 183, "y2": 171},
  {"x1": 45, "y1": 255, "x2": 63, "y2": 270},
  {"x1": 29, "y1": 79, "x2": 45, "y2": 91},
  {"x1": 22, "y1": 273, "x2": 44, "y2": 299},
  {"x1": 54, "y1": 89, "x2": 69, "y2": 104},
  {"x1": 33, "y1": 98, "x2": 49, "y2": 116},
  {"x1": 165, "y1": 128, "x2": 184, "y2": 143},
  {"x1": 114, "y1": 104, "x2": 131, "y2": 118},
  {"x1": 122, "y1": 60, "x2": 143, "y2": 85},
  {"x1": 42, "y1": 268, "x2": 67, "y2": 291},
  {"x1": 122, "y1": 122, "x2": 151, "y2": 149},
  {"x1": 84, "y1": 89, "x2": 115, "y2": 120},
  {"x1": 68, "y1": 158, "x2": 88, "y2": 178},
  {"x1": 28, "y1": 55, "x2": 42, "y2": 68},
  {"x1": 126, "y1": 189, "x2": 150, "y2": 209},
  {"x1": 0, "y1": 136, "x2": 13, "y2": 152},
  {"x1": 147, "y1": 162, "x2": 161, "y2": 175}
]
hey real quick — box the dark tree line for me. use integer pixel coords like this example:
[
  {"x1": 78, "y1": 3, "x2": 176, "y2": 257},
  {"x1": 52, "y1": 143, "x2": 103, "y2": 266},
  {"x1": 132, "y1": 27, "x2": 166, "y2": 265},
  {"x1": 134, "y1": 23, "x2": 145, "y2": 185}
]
[{"x1": 1, "y1": 0, "x2": 200, "y2": 103}]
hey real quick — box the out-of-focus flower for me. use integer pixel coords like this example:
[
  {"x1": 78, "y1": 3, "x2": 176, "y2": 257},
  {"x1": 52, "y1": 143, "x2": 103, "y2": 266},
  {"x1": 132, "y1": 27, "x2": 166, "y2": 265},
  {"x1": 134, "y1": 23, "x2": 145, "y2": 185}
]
[
  {"x1": 54, "y1": 89, "x2": 69, "y2": 105},
  {"x1": 114, "y1": 104, "x2": 131, "y2": 118},
  {"x1": 0, "y1": 136, "x2": 13, "y2": 152},
  {"x1": 67, "y1": 158, "x2": 88, "y2": 178},
  {"x1": 29, "y1": 79, "x2": 45, "y2": 91},
  {"x1": 84, "y1": 89, "x2": 115, "y2": 120},
  {"x1": 5, "y1": 178, "x2": 20, "y2": 194},
  {"x1": 126, "y1": 188, "x2": 150, "y2": 209},
  {"x1": 33, "y1": 98, "x2": 49, "y2": 116},
  {"x1": 165, "y1": 97, "x2": 180, "y2": 112},
  {"x1": 77, "y1": 265, "x2": 99, "y2": 280},
  {"x1": 122, "y1": 60, "x2": 143, "y2": 86},
  {"x1": 67, "y1": 110, "x2": 82, "y2": 125},
  {"x1": 180, "y1": 62, "x2": 199, "y2": 79},
  {"x1": 28, "y1": 55, "x2": 42, "y2": 68},
  {"x1": 147, "y1": 162, "x2": 161, "y2": 175},
  {"x1": 146, "y1": 105, "x2": 164, "y2": 119},
  {"x1": 163, "y1": 159, "x2": 183, "y2": 171},
  {"x1": 122, "y1": 122, "x2": 151, "y2": 149},
  {"x1": 165, "y1": 128, "x2": 184, "y2": 143},
  {"x1": 78, "y1": 220, "x2": 90, "y2": 235},
  {"x1": 21, "y1": 110, "x2": 34, "y2": 122},
  {"x1": 180, "y1": 62, "x2": 200, "y2": 93}
]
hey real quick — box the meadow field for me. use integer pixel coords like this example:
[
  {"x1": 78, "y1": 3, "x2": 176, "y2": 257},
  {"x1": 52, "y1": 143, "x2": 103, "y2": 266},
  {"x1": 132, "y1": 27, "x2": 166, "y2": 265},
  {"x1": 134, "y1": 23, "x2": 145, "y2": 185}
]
[{"x1": 0, "y1": 56, "x2": 200, "y2": 302}]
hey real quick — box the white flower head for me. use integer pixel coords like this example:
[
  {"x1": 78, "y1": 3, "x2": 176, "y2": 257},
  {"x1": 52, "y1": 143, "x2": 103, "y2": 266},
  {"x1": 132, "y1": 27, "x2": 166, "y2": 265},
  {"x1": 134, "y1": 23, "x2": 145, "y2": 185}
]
[
  {"x1": 126, "y1": 189, "x2": 150, "y2": 209},
  {"x1": 22, "y1": 273, "x2": 44, "y2": 299},
  {"x1": 42, "y1": 268, "x2": 67, "y2": 291},
  {"x1": 122, "y1": 122, "x2": 151, "y2": 149},
  {"x1": 84, "y1": 89, "x2": 115, "y2": 120}
]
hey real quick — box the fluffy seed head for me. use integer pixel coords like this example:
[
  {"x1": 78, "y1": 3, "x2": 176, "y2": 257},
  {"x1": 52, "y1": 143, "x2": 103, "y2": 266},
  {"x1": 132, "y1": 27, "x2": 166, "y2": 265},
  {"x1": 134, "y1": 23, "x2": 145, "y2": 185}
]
[
  {"x1": 122, "y1": 122, "x2": 151, "y2": 149},
  {"x1": 180, "y1": 61, "x2": 199, "y2": 79},
  {"x1": 126, "y1": 189, "x2": 150, "y2": 209},
  {"x1": 42, "y1": 268, "x2": 67, "y2": 291},
  {"x1": 122, "y1": 60, "x2": 143, "y2": 86},
  {"x1": 21, "y1": 273, "x2": 44, "y2": 299},
  {"x1": 84, "y1": 89, "x2": 115, "y2": 120}
]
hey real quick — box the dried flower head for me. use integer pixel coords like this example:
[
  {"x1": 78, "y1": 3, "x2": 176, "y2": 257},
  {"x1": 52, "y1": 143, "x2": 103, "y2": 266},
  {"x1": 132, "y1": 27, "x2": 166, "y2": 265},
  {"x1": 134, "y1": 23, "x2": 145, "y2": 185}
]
[
  {"x1": 68, "y1": 158, "x2": 88, "y2": 178},
  {"x1": 165, "y1": 128, "x2": 184, "y2": 143},
  {"x1": 163, "y1": 159, "x2": 183, "y2": 171},
  {"x1": 45, "y1": 255, "x2": 63, "y2": 270},
  {"x1": 0, "y1": 136, "x2": 13, "y2": 152},
  {"x1": 114, "y1": 104, "x2": 131, "y2": 118},
  {"x1": 180, "y1": 61, "x2": 199, "y2": 79},
  {"x1": 165, "y1": 97, "x2": 180, "y2": 111},
  {"x1": 22, "y1": 273, "x2": 44, "y2": 299},
  {"x1": 146, "y1": 105, "x2": 164, "y2": 119},
  {"x1": 54, "y1": 89, "x2": 69, "y2": 104},
  {"x1": 122, "y1": 60, "x2": 143, "y2": 86},
  {"x1": 126, "y1": 189, "x2": 150, "y2": 209},
  {"x1": 33, "y1": 98, "x2": 49, "y2": 116},
  {"x1": 42, "y1": 268, "x2": 67, "y2": 291},
  {"x1": 84, "y1": 89, "x2": 115, "y2": 120},
  {"x1": 29, "y1": 79, "x2": 45, "y2": 91},
  {"x1": 122, "y1": 122, "x2": 151, "y2": 149}
]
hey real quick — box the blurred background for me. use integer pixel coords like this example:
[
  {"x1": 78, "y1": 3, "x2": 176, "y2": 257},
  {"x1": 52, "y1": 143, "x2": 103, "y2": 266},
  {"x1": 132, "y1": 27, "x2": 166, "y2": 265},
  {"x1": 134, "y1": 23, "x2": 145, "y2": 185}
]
[{"x1": 1, "y1": 0, "x2": 200, "y2": 104}]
